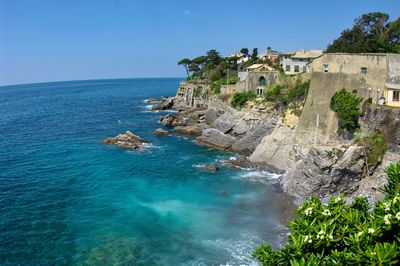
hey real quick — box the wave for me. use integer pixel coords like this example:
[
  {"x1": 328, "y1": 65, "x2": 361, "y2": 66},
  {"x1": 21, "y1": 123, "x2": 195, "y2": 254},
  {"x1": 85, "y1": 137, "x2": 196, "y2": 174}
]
[{"x1": 234, "y1": 169, "x2": 280, "y2": 184}]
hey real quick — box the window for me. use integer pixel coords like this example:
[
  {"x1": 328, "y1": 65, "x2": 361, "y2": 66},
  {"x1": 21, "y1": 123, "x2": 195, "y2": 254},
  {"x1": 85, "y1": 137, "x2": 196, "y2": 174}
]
[
  {"x1": 393, "y1": 91, "x2": 400, "y2": 101},
  {"x1": 361, "y1": 67, "x2": 368, "y2": 74},
  {"x1": 323, "y1": 64, "x2": 329, "y2": 73},
  {"x1": 294, "y1": 65, "x2": 300, "y2": 73},
  {"x1": 258, "y1": 76, "x2": 266, "y2": 86},
  {"x1": 285, "y1": 65, "x2": 291, "y2": 72},
  {"x1": 257, "y1": 88, "x2": 263, "y2": 96}
]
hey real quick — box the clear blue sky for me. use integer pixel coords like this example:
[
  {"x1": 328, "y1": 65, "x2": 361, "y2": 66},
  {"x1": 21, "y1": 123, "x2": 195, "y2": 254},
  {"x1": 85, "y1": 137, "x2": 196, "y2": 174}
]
[{"x1": 0, "y1": 0, "x2": 399, "y2": 86}]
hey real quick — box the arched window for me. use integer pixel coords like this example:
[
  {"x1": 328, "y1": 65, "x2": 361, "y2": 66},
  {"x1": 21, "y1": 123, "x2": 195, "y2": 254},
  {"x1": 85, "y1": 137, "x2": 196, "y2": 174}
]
[{"x1": 258, "y1": 76, "x2": 266, "y2": 86}]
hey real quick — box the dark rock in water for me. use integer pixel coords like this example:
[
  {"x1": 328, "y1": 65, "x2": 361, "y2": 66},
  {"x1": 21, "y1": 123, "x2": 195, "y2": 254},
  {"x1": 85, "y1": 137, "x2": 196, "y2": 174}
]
[
  {"x1": 154, "y1": 128, "x2": 170, "y2": 136},
  {"x1": 145, "y1": 98, "x2": 158, "y2": 103},
  {"x1": 152, "y1": 97, "x2": 174, "y2": 110},
  {"x1": 230, "y1": 123, "x2": 275, "y2": 156},
  {"x1": 198, "y1": 164, "x2": 219, "y2": 173},
  {"x1": 160, "y1": 114, "x2": 184, "y2": 127},
  {"x1": 279, "y1": 145, "x2": 366, "y2": 203},
  {"x1": 103, "y1": 131, "x2": 148, "y2": 150},
  {"x1": 196, "y1": 128, "x2": 237, "y2": 150}
]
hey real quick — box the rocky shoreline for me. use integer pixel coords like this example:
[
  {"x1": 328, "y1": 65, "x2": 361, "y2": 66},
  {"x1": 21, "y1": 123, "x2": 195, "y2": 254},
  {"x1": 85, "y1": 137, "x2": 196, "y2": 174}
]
[
  {"x1": 104, "y1": 91, "x2": 400, "y2": 207},
  {"x1": 151, "y1": 93, "x2": 400, "y2": 206}
]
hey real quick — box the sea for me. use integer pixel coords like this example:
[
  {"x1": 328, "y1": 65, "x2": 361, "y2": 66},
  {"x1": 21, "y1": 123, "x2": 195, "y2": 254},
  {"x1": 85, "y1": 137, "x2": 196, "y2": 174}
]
[{"x1": 0, "y1": 78, "x2": 287, "y2": 265}]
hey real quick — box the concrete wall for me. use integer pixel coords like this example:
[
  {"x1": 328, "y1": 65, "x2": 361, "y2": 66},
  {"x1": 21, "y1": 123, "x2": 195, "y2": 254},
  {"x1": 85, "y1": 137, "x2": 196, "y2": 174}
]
[{"x1": 295, "y1": 71, "x2": 386, "y2": 145}]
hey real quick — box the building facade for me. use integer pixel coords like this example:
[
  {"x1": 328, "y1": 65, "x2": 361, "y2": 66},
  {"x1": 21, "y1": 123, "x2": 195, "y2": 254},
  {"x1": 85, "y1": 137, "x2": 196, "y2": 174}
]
[
  {"x1": 310, "y1": 53, "x2": 400, "y2": 106},
  {"x1": 280, "y1": 50, "x2": 323, "y2": 75}
]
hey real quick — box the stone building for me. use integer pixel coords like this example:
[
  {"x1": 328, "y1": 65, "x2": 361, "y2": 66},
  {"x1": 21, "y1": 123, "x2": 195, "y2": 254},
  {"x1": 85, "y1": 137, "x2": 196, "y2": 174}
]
[
  {"x1": 234, "y1": 71, "x2": 280, "y2": 96},
  {"x1": 175, "y1": 80, "x2": 209, "y2": 108}
]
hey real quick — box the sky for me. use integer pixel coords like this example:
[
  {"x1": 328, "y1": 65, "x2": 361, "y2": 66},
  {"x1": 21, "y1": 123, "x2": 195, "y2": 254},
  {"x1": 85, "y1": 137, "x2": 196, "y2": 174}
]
[{"x1": 0, "y1": 0, "x2": 399, "y2": 86}]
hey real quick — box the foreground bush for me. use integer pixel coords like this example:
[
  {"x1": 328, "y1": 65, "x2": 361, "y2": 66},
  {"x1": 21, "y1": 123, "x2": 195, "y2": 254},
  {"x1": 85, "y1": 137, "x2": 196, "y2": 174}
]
[
  {"x1": 253, "y1": 161, "x2": 400, "y2": 265},
  {"x1": 231, "y1": 91, "x2": 256, "y2": 108}
]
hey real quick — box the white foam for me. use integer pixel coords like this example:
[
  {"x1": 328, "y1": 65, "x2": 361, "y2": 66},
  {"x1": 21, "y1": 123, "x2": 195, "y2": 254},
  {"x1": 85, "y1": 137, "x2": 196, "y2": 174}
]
[
  {"x1": 201, "y1": 234, "x2": 260, "y2": 266},
  {"x1": 234, "y1": 170, "x2": 280, "y2": 184}
]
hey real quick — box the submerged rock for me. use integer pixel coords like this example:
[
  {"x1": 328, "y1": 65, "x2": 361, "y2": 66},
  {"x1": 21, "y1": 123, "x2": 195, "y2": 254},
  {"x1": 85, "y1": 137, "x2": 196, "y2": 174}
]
[
  {"x1": 154, "y1": 128, "x2": 170, "y2": 136},
  {"x1": 197, "y1": 164, "x2": 219, "y2": 173},
  {"x1": 103, "y1": 131, "x2": 148, "y2": 150}
]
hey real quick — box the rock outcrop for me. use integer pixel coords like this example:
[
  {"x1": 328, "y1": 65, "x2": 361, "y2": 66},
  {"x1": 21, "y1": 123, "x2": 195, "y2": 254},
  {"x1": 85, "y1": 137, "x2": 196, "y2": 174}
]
[
  {"x1": 278, "y1": 145, "x2": 366, "y2": 204},
  {"x1": 103, "y1": 131, "x2": 148, "y2": 150},
  {"x1": 160, "y1": 114, "x2": 185, "y2": 127},
  {"x1": 249, "y1": 124, "x2": 296, "y2": 172},
  {"x1": 230, "y1": 123, "x2": 276, "y2": 156},
  {"x1": 152, "y1": 97, "x2": 174, "y2": 110},
  {"x1": 196, "y1": 128, "x2": 237, "y2": 150}
]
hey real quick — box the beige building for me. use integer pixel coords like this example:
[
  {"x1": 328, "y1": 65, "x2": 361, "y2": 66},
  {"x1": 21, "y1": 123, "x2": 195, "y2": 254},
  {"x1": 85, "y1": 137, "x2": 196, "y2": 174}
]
[{"x1": 310, "y1": 53, "x2": 400, "y2": 107}]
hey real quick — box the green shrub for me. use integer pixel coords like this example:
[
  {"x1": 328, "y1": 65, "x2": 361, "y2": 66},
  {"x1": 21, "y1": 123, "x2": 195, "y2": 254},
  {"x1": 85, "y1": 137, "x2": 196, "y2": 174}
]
[
  {"x1": 253, "y1": 161, "x2": 400, "y2": 265},
  {"x1": 231, "y1": 91, "x2": 256, "y2": 108},
  {"x1": 356, "y1": 132, "x2": 387, "y2": 167},
  {"x1": 286, "y1": 80, "x2": 310, "y2": 103},
  {"x1": 330, "y1": 88, "x2": 363, "y2": 133},
  {"x1": 227, "y1": 76, "x2": 239, "y2": 84},
  {"x1": 264, "y1": 84, "x2": 284, "y2": 102},
  {"x1": 211, "y1": 81, "x2": 222, "y2": 94}
]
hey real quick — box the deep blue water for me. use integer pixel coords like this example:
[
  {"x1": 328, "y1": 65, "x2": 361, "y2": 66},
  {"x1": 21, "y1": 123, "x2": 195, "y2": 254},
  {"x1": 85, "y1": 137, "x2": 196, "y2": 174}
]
[{"x1": 0, "y1": 79, "x2": 284, "y2": 265}]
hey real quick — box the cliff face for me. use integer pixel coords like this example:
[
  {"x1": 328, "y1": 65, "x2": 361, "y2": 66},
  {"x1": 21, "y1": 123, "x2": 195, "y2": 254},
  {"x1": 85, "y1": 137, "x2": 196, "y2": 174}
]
[{"x1": 362, "y1": 105, "x2": 400, "y2": 153}]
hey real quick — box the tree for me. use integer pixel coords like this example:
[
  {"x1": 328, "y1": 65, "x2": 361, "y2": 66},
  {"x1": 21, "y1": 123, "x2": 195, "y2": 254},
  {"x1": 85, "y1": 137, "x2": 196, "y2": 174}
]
[
  {"x1": 240, "y1": 48, "x2": 249, "y2": 55},
  {"x1": 205, "y1": 50, "x2": 222, "y2": 67},
  {"x1": 177, "y1": 58, "x2": 191, "y2": 77},
  {"x1": 251, "y1": 48, "x2": 258, "y2": 61},
  {"x1": 330, "y1": 88, "x2": 363, "y2": 133},
  {"x1": 326, "y1": 12, "x2": 399, "y2": 53}
]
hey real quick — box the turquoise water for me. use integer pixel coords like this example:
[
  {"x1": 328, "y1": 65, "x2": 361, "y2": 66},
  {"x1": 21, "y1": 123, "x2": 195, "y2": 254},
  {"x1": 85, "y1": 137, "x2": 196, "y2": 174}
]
[{"x1": 0, "y1": 79, "x2": 284, "y2": 265}]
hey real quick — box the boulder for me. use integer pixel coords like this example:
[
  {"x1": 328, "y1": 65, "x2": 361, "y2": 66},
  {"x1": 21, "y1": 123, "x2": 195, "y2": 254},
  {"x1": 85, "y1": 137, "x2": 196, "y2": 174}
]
[
  {"x1": 211, "y1": 112, "x2": 244, "y2": 134},
  {"x1": 103, "y1": 131, "x2": 148, "y2": 151},
  {"x1": 173, "y1": 124, "x2": 208, "y2": 135},
  {"x1": 205, "y1": 108, "x2": 221, "y2": 125},
  {"x1": 160, "y1": 114, "x2": 184, "y2": 127},
  {"x1": 154, "y1": 128, "x2": 170, "y2": 136},
  {"x1": 196, "y1": 128, "x2": 237, "y2": 150},
  {"x1": 230, "y1": 123, "x2": 275, "y2": 156},
  {"x1": 152, "y1": 97, "x2": 174, "y2": 110}
]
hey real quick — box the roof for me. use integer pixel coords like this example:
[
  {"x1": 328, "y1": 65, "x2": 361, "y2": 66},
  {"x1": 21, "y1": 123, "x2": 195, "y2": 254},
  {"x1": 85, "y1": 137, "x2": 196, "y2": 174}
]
[
  {"x1": 386, "y1": 83, "x2": 400, "y2": 90},
  {"x1": 247, "y1": 64, "x2": 275, "y2": 71},
  {"x1": 291, "y1": 50, "x2": 323, "y2": 59},
  {"x1": 227, "y1": 52, "x2": 245, "y2": 58}
]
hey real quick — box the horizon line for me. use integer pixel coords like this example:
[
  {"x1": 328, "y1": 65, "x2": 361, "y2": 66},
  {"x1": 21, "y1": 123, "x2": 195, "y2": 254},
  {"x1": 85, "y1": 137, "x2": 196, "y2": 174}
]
[{"x1": 0, "y1": 76, "x2": 186, "y2": 88}]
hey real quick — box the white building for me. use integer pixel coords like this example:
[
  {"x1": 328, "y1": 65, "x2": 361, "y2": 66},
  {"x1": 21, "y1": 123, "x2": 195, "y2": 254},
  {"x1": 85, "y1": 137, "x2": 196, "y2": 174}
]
[{"x1": 280, "y1": 50, "x2": 323, "y2": 75}]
